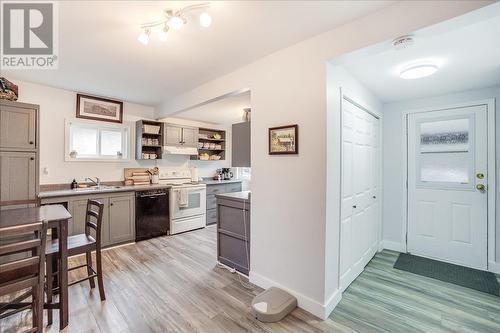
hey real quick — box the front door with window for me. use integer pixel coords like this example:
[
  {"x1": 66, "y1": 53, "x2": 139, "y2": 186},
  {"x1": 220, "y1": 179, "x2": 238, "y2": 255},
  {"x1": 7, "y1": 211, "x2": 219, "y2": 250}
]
[{"x1": 407, "y1": 105, "x2": 488, "y2": 270}]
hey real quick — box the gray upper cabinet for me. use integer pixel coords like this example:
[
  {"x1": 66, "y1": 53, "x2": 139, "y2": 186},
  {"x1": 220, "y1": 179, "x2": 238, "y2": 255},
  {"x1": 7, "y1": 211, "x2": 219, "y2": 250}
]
[
  {"x1": 232, "y1": 122, "x2": 251, "y2": 167},
  {"x1": 164, "y1": 124, "x2": 183, "y2": 146},
  {"x1": 163, "y1": 123, "x2": 198, "y2": 148},
  {"x1": 0, "y1": 151, "x2": 36, "y2": 204},
  {"x1": 0, "y1": 103, "x2": 37, "y2": 151},
  {"x1": 181, "y1": 127, "x2": 198, "y2": 148},
  {"x1": 109, "y1": 194, "x2": 135, "y2": 244}
]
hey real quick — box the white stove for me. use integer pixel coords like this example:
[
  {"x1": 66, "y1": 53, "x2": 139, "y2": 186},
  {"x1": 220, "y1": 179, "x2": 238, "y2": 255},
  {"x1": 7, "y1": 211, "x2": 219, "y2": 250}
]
[{"x1": 158, "y1": 169, "x2": 206, "y2": 235}]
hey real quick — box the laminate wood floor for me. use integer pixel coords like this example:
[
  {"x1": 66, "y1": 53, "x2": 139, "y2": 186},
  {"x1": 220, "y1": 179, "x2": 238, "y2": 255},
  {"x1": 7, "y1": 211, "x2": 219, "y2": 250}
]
[{"x1": 2, "y1": 226, "x2": 499, "y2": 333}]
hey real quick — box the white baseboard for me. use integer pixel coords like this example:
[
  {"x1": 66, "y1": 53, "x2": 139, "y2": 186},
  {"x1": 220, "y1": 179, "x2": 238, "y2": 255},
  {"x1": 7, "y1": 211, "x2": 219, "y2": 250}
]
[
  {"x1": 249, "y1": 271, "x2": 339, "y2": 320},
  {"x1": 381, "y1": 240, "x2": 404, "y2": 252},
  {"x1": 488, "y1": 261, "x2": 500, "y2": 274}
]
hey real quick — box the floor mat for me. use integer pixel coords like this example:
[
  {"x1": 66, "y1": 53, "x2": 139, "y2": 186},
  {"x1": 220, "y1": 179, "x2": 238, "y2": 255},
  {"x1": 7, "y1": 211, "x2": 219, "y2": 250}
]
[{"x1": 394, "y1": 253, "x2": 500, "y2": 296}]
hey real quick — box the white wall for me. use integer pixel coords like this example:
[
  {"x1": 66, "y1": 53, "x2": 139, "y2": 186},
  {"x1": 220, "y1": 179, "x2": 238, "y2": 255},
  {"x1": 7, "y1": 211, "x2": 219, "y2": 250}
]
[
  {"x1": 13, "y1": 80, "x2": 158, "y2": 184},
  {"x1": 325, "y1": 65, "x2": 383, "y2": 303},
  {"x1": 382, "y1": 85, "x2": 500, "y2": 265},
  {"x1": 154, "y1": 1, "x2": 490, "y2": 319}
]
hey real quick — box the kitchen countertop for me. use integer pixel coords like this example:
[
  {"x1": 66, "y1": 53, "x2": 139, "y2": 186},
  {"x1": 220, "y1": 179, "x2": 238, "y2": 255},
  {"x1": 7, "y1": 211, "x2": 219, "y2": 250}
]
[
  {"x1": 39, "y1": 178, "x2": 243, "y2": 199},
  {"x1": 200, "y1": 178, "x2": 243, "y2": 185},
  {"x1": 38, "y1": 183, "x2": 172, "y2": 199},
  {"x1": 215, "y1": 191, "x2": 251, "y2": 203}
]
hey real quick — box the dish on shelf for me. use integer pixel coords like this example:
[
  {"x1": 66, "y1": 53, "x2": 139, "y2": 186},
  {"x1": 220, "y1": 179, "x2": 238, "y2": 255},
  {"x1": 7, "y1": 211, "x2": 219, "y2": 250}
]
[
  {"x1": 199, "y1": 153, "x2": 210, "y2": 160},
  {"x1": 198, "y1": 142, "x2": 204, "y2": 148},
  {"x1": 210, "y1": 155, "x2": 221, "y2": 160},
  {"x1": 212, "y1": 133, "x2": 222, "y2": 139}
]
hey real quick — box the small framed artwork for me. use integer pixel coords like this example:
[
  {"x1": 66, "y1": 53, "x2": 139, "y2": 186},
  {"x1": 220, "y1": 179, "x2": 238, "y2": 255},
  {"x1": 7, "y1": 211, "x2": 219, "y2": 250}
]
[
  {"x1": 76, "y1": 94, "x2": 123, "y2": 123},
  {"x1": 269, "y1": 124, "x2": 298, "y2": 155}
]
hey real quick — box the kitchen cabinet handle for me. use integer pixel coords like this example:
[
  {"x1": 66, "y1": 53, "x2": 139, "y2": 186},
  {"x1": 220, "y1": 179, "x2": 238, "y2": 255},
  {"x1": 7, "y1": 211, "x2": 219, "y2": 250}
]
[
  {"x1": 352, "y1": 205, "x2": 357, "y2": 208},
  {"x1": 30, "y1": 157, "x2": 34, "y2": 160},
  {"x1": 110, "y1": 203, "x2": 114, "y2": 206},
  {"x1": 29, "y1": 141, "x2": 34, "y2": 145},
  {"x1": 373, "y1": 196, "x2": 376, "y2": 199}
]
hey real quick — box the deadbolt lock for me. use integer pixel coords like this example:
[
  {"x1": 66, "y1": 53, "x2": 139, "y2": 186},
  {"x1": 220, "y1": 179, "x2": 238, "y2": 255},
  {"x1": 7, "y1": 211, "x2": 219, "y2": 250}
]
[
  {"x1": 476, "y1": 184, "x2": 486, "y2": 192},
  {"x1": 476, "y1": 173, "x2": 485, "y2": 179}
]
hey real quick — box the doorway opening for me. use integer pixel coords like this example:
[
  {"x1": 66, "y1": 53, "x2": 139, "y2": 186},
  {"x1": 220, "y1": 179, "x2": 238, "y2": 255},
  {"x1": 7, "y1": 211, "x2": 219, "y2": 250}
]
[{"x1": 327, "y1": 3, "x2": 499, "y2": 303}]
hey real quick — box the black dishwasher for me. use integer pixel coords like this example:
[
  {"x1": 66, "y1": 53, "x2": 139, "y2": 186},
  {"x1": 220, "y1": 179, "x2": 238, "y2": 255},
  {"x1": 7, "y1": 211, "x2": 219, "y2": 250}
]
[{"x1": 135, "y1": 189, "x2": 169, "y2": 242}]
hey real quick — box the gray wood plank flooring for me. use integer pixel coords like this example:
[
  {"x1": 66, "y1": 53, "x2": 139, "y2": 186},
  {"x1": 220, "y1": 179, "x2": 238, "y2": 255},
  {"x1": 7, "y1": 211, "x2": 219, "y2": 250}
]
[
  {"x1": 330, "y1": 250, "x2": 500, "y2": 333},
  {"x1": 2, "y1": 226, "x2": 499, "y2": 332}
]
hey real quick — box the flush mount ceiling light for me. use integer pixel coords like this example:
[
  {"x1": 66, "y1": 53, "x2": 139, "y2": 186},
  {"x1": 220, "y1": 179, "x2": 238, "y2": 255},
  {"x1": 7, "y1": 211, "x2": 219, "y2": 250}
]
[
  {"x1": 399, "y1": 63, "x2": 439, "y2": 79},
  {"x1": 138, "y1": 2, "x2": 211, "y2": 45}
]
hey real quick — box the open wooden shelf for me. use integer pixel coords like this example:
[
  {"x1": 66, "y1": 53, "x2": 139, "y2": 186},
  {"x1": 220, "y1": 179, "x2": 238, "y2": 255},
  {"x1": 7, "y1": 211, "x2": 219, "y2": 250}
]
[
  {"x1": 192, "y1": 127, "x2": 226, "y2": 161},
  {"x1": 136, "y1": 120, "x2": 163, "y2": 160}
]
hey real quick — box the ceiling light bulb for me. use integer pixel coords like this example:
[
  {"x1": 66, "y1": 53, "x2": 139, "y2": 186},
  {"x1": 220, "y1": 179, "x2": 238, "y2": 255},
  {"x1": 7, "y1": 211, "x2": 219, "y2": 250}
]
[
  {"x1": 400, "y1": 63, "x2": 438, "y2": 79},
  {"x1": 138, "y1": 29, "x2": 150, "y2": 45},
  {"x1": 199, "y1": 12, "x2": 212, "y2": 27},
  {"x1": 158, "y1": 27, "x2": 169, "y2": 42},
  {"x1": 168, "y1": 16, "x2": 184, "y2": 30}
]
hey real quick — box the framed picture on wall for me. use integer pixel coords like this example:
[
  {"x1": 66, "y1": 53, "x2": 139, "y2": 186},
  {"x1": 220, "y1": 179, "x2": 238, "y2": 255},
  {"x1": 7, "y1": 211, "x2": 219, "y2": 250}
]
[
  {"x1": 76, "y1": 94, "x2": 123, "y2": 123},
  {"x1": 269, "y1": 124, "x2": 298, "y2": 155}
]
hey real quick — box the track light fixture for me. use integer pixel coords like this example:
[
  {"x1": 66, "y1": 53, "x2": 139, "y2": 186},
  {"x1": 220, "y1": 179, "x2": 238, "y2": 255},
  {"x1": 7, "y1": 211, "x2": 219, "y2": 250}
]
[{"x1": 138, "y1": 2, "x2": 211, "y2": 45}]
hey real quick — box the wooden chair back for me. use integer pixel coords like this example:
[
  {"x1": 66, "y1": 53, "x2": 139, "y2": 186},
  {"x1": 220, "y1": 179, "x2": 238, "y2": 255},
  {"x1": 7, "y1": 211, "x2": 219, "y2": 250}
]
[
  {"x1": 0, "y1": 220, "x2": 48, "y2": 290},
  {"x1": 85, "y1": 200, "x2": 104, "y2": 248}
]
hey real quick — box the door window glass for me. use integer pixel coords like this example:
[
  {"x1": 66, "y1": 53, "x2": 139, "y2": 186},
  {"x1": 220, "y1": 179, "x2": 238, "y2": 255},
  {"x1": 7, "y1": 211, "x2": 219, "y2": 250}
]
[
  {"x1": 417, "y1": 116, "x2": 473, "y2": 186},
  {"x1": 420, "y1": 153, "x2": 469, "y2": 183},
  {"x1": 420, "y1": 118, "x2": 468, "y2": 153}
]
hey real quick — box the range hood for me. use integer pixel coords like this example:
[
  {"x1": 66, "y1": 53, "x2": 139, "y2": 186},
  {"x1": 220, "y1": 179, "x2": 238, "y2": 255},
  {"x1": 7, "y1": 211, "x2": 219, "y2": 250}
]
[{"x1": 163, "y1": 145, "x2": 198, "y2": 155}]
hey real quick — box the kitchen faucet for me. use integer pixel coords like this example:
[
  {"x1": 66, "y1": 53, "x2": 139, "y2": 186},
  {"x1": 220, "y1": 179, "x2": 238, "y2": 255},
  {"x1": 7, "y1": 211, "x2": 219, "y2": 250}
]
[{"x1": 85, "y1": 177, "x2": 101, "y2": 187}]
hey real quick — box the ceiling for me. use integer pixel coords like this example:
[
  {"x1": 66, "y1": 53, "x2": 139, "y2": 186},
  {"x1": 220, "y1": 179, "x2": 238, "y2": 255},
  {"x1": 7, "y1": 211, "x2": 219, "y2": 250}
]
[
  {"x1": 2, "y1": 1, "x2": 394, "y2": 106},
  {"x1": 173, "y1": 90, "x2": 251, "y2": 125},
  {"x1": 335, "y1": 9, "x2": 500, "y2": 103}
]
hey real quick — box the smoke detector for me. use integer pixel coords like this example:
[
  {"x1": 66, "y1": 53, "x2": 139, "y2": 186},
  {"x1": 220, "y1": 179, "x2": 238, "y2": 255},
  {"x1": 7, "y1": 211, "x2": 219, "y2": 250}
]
[{"x1": 392, "y1": 35, "x2": 414, "y2": 50}]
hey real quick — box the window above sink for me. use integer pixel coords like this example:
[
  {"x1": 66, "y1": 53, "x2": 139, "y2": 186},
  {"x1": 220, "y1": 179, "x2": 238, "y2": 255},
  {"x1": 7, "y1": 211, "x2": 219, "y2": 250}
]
[{"x1": 65, "y1": 119, "x2": 130, "y2": 162}]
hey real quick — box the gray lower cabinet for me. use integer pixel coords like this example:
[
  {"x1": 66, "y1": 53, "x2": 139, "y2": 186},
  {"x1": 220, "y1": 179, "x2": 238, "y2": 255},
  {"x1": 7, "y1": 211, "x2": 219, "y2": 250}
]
[
  {"x1": 0, "y1": 151, "x2": 36, "y2": 205},
  {"x1": 41, "y1": 192, "x2": 135, "y2": 247},
  {"x1": 205, "y1": 182, "x2": 242, "y2": 225},
  {"x1": 216, "y1": 196, "x2": 250, "y2": 275},
  {"x1": 109, "y1": 195, "x2": 135, "y2": 244}
]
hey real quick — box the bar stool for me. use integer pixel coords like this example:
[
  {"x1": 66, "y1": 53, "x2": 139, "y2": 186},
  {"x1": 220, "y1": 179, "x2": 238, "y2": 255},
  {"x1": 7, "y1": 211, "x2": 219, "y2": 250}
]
[
  {"x1": 0, "y1": 220, "x2": 48, "y2": 333},
  {"x1": 46, "y1": 199, "x2": 105, "y2": 325}
]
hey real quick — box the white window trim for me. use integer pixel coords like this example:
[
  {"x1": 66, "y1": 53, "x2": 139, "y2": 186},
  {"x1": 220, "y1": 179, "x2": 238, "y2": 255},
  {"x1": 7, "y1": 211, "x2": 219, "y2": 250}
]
[{"x1": 65, "y1": 118, "x2": 131, "y2": 162}]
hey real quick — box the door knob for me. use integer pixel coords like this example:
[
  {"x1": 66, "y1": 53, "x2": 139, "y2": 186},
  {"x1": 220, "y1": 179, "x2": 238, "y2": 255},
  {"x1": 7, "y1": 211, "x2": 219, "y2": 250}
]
[
  {"x1": 476, "y1": 184, "x2": 486, "y2": 192},
  {"x1": 476, "y1": 173, "x2": 485, "y2": 179}
]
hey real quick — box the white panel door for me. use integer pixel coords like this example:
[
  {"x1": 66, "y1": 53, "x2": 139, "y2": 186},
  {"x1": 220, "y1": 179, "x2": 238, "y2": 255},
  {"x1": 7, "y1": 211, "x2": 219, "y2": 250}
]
[
  {"x1": 340, "y1": 98, "x2": 380, "y2": 291},
  {"x1": 407, "y1": 105, "x2": 488, "y2": 270}
]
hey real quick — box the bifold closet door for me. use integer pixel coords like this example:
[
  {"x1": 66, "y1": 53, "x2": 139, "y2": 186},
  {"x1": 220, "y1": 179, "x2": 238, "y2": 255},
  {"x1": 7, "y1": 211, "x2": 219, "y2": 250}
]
[{"x1": 339, "y1": 97, "x2": 380, "y2": 291}]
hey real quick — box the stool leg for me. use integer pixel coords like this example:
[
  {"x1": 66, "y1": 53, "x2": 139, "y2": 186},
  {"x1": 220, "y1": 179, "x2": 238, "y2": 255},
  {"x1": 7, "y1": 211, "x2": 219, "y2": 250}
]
[
  {"x1": 86, "y1": 251, "x2": 96, "y2": 289},
  {"x1": 96, "y1": 249, "x2": 106, "y2": 301},
  {"x1": 46, "y1": 255, "x2": 53, "y2": 326}
]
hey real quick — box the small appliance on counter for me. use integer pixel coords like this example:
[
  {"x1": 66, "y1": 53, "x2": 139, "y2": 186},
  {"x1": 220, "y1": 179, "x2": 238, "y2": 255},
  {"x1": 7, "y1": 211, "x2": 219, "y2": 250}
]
[{"x1": 221, "y1": 168, "x2": 233, "y2": 180}]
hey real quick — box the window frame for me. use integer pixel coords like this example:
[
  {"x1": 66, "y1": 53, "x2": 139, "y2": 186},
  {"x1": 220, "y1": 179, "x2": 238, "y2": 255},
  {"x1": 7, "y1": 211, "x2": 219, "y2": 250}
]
[{"x1": 65, "y1": 119, "x2": 130, "y2": 162}]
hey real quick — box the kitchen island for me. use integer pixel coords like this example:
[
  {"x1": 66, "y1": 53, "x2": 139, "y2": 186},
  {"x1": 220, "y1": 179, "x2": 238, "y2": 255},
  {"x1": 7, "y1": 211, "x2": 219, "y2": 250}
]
[{"x1": 216, "y1": 191, "x2": 251, "y2": 275}]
